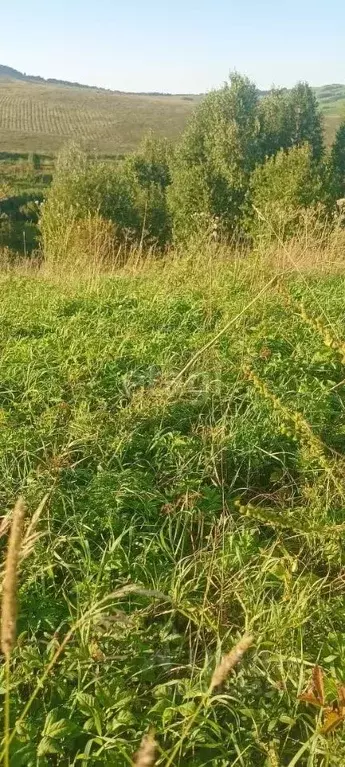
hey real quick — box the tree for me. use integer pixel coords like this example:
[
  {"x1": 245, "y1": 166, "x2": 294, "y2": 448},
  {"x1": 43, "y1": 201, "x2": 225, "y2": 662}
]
[
  {"x1": 122, "y1": 132, "x2": 172, "y2": 246},
  {"x1": 258, "y1": 83, "x2": 324, "y2": 162},
  {"x1": 247, "y1": 143, "x2": 324, "y2": 241},
  {"x1": 258, "y1": 89, "x2": 293, "y2": 158},
  {"x1": 288, "y1": 82, "x2": 324, "y2": 161},
  {"x1": 168, "y1": 73, "x2": 261, "y2": 243},
  {"x1": 330, "y1": 119, "x2": 345, "y2": 200}
]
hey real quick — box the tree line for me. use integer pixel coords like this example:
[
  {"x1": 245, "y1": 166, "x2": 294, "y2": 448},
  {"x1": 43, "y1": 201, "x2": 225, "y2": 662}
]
[{"x1": 41, "y1": 73, "x2": 345, "y2": 260}]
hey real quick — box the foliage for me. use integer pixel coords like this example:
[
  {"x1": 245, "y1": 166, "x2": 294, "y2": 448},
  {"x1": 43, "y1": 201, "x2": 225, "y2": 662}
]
[
  {"x1": 330, "y1": 120, "x2": 345, "y2": 200},
  {"x1": 168, "y1": 76, "x2": 328, "y2": 245},
  {"x1": 40, "y1": 145, "x2": 138, "y2": 263},
  {"x1": 258, "y1": 83, "x2": 324, "y2": 162},
  {"x1": 122, "y1": 132, "x2": 173, "y2": 246},
  {"x1": 247, "y1": 144, "x2": 325, "y2": 240},
  {"x1": 258, "y1": 88, "x2": 294, "y2": 158},
  {"x1": 168, "y1": 73, "x2": 261, "y2": 242},
  {"x1": 288, "y1": 82, "x2": 325, "y2": 161},
  {"x1": 40, "y1": 139, "x2": 173, "y2": 263},
  {"x1": 22, "y1": 72, "x2": 345, "y2": 261}
]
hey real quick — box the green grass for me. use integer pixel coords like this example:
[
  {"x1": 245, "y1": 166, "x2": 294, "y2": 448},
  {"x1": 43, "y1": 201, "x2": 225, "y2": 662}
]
[
  {"x1": 1, "y1": 250, "x2": 345, "y2": 764},
  {"x1": 0, "y1": 153, "x2": 54, "y2": 196},
  {"x1": 314, "y1": 84, "x2": 345, "y2": 111}
]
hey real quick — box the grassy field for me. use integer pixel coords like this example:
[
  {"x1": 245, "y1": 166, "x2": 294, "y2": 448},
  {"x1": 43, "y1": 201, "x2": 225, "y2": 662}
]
[
  {"x1": 2, "y1": 239, "x2": 345, "y2": 764},
  {"x1": 0, "y1": 78, "x2": 343, "y2": 154},
  {"x1": 0, "y1": 80, "x2": 196, "y2": 154}
]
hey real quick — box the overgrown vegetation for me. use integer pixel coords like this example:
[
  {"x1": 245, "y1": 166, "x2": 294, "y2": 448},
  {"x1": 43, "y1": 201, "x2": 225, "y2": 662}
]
[
  {"x1": 36, "y1": 74, "x2": 345, "y2": 262},
  {"x1": 2, "y1": 237, "x2": 345, "y2": 763},
  {"x1": 0, "y1": 153, "x2": 53, "y2": 258}
]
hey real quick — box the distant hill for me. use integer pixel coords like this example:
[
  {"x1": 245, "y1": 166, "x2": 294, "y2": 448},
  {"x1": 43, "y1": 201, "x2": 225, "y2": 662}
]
[
  {"x1": 0, "y1": 63, "x2": 108, "y2": 90},
  {"x1": 0, "y1": 64, "x2": 343, "y2": 155},
  {"x1": 314, "y1": 83, "x2": 345, "y2": 105},
  {"x1": 0, "y1": 65, "x2": 27, "y2": 82},
  {"x1": 0, "y1": 64, "x2": 200, "y2": 97}
]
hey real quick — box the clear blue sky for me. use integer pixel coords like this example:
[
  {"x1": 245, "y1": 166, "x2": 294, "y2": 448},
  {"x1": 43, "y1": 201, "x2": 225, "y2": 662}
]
[{"x1": 2, "y1": 0, "x2": 344, "y2": 92}]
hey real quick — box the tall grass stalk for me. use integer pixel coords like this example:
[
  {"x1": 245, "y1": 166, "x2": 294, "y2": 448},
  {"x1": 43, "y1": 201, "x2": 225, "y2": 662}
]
[{"x1": 1, "y1": 498, "x2": 26, "y2": 767}]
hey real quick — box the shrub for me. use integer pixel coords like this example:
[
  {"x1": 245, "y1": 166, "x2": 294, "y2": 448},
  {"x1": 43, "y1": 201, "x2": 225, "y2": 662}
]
[
  {"x1": 40, "y1": 145, "x2": 140, "y2": 263},
  {"x1": 168, "y1": 73, "x2": 261, "y2": 243},
  {"x1": 258, "y1": 83, "x2": 324, "y2": 162},
  {"x1": 41, "y1": 138, "x2": 173, "y2": 264},
  {"x1": 247, "y1": 144, "x2": 325, "y2": 241},
  {"x1": 122, "y1": 132, "x2": 172, "y2": 246}
]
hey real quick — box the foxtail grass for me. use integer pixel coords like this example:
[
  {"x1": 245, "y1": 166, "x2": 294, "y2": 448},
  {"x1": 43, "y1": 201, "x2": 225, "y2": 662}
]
[
  {"x1": 1, "y1": 498, "x2": 26, "y2": 767},
  {"x1": 133, "y1": 731, "x2": 157, "y2": 766}
]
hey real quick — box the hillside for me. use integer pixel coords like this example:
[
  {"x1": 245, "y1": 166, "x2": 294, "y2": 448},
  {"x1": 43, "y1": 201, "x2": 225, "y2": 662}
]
[
  {"x1": 314, "y1": 82, "x2": 345, "y2": 107},
  {"x1": 0, "y1": 79, "x2": 196, "y2": 154},
  {"x1": 0, "y1": 65, "x2": 344, "y2": 154}
]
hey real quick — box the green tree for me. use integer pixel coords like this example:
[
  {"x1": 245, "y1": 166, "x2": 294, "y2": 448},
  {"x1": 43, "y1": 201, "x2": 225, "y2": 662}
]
[
  {"x1": 168, "y1": 73, "x2": 261, "y2": 243},
  {"x1": 258, "y1": 83, "x2": 324, "y2": 162},
  {"x1": 330, "y1": 119, "x2": 345, "y2": 200},
  {"x1": 258, "y1": 89, "x2": 293, "y2": 158},
  {"x1": 247, "y1": 143, "x2": 324, "y2": 241},
  {"x1": 122, "y1": 132, "x2": 172, "y2": 246},
  {"x1": 288, "y1": 82, "x2": 324, "y2": 161}
]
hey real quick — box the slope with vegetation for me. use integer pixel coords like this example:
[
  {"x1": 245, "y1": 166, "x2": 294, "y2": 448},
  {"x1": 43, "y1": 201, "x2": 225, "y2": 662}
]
[
  {"x1": 0, "y1": 79, "x2": 196, "y2": 154},
  {"x1": 39, "y1": 74, "x2": 345, "y2": 263},
  {"x1": 2, "y1": 241, "x2": 345, "y2": 764},
  {"x1": 1, "y1": 72, "x2": 345, "y2": 765},
  {"x1": 0, "y1": 64, "x2": 344, "y2": 154}
]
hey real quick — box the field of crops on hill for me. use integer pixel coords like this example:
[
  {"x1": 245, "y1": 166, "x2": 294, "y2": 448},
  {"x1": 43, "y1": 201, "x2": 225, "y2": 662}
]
[
  {"x1": 0, "y1": 77, "x2": 344, "y2": 154},
  {"x1": 0, "y1": 80, "x2": 196, "y2": 154}
]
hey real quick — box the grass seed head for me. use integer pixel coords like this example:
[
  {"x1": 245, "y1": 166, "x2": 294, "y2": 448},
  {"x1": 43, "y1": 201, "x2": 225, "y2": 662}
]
[
  {"x1": 133, "y1": 731, "x2": 157, "y2": 766},
  {"x1": 210, "y1": 634, "x2": 254, "y2": 691},
  {"x1": 1, "y1": 498, "x2": 26, "y2": 658}
]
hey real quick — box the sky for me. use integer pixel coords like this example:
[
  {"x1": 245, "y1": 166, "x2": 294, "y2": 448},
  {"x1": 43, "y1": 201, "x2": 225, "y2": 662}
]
[{"x1": 1, "y1": 0, "x2": 345, "y2": 93}]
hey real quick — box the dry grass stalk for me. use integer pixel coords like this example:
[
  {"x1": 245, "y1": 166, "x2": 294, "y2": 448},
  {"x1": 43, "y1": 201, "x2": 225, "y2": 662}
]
[
  {"x1": 133, "y1": 731, "x2": 157, "y2": 766},
  {"x1": 0, "y1": 513, "x2": 11, "y2": 539},
  {"x1": 1, "y1": 497, "x2": 26, "y2": 657},
  {"x1": 210, "y1": 634, "x2": 254, "y2": 691},
  {"x1": 0, "y1": 494, "x2": 48, "y2": 594}
]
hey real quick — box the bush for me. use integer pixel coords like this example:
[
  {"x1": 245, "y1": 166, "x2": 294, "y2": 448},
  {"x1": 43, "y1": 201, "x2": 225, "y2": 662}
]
[
  {"x1": 168, "y1": 73, "x2": 261, "y2": 243},
  {"x1": 247, "y1": 144, "x2": 325, "y2": 241},
  {"x1": 40, "y1": 146, "x2": 138, "y2": 263},
  {"x1": 121, "y1": 132, "x2": 172, "y2": 246},
  {"x1": 41, "y1": 139, "x2": 173, "y2": 264},
  {"x1": 40, "y1": 75, "x2": 330, "y2": 261}
]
